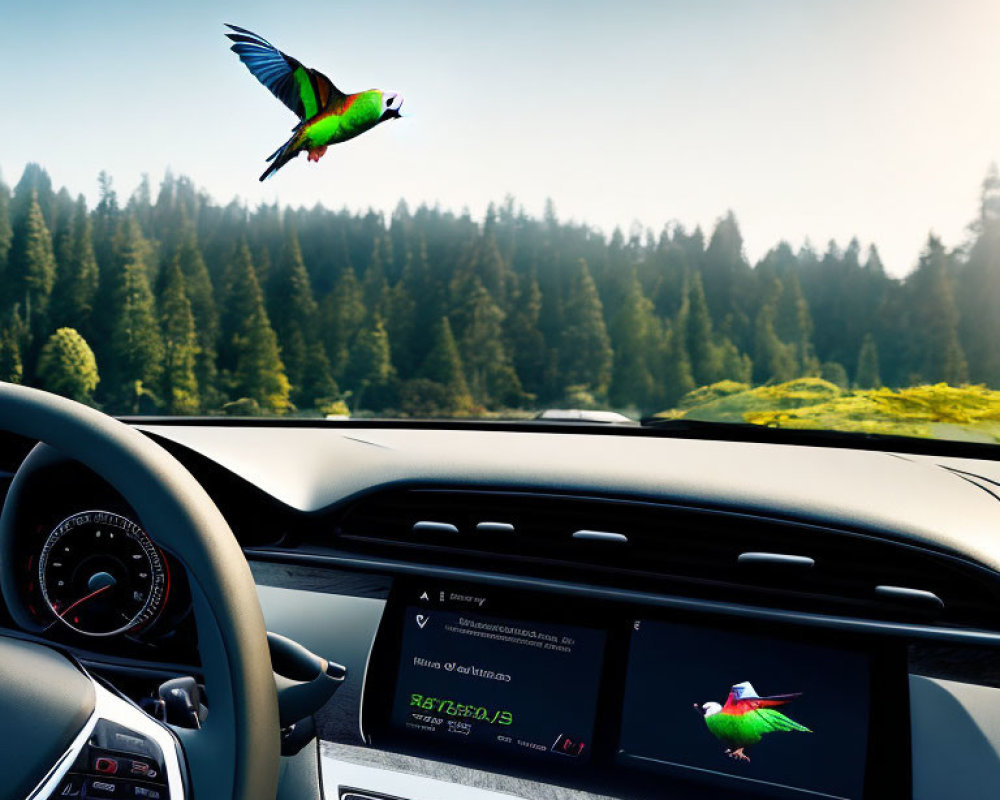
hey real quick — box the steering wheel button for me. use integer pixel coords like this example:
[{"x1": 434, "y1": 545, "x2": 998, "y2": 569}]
[
  {"x1": 132, "y1": 786, "x2": 163, "y2": 800},
  {"x1": 85, "y1": 778, "x2": 121, "y2": 798},
  {"x1": 112, "y1": 732, "x2": 148, "y2": 754},
  {"x1": 56, "y1": 775, "x2": 84, "y2": 797},
  {"x1": 94, "y1": 757, "x2": 119, "y2": 775},
  {"x1": 129, "y1": 759, "x2": 157, "y2": 779}
]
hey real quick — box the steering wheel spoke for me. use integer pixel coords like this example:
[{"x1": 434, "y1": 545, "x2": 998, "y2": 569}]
[{"x1": 29, "y1": 671, "x2": 187, "y2": 800}]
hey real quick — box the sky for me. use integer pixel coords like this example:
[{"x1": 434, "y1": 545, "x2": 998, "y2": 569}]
[{"x1": 1, "y1": 0, "x2": 999, "y2": 276}]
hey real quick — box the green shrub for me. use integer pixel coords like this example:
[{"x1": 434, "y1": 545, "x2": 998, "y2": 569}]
[{"x1": 37, "y1": 328, "x2": 99, "y2": 403}]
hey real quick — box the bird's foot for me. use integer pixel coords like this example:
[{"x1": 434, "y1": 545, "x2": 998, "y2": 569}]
[
  {"x1": 727, "y1": 748, "x2": 750, "y2": 763},
  {"x1": 307, "y1": 146, "x2": 327, "y2": 163}
]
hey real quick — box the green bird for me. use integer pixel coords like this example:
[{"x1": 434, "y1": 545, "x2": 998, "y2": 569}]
[
  {"x1": 695, "y1": 681, "x2": 811, "y2": 763},
  {"x1": 225, "y1": 24, "x2": 403, "y2": 181}
]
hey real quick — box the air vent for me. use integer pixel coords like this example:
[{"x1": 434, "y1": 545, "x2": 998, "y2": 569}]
[{"x1": 334, "y1": 488, "x2": 1000, "y2": 629}]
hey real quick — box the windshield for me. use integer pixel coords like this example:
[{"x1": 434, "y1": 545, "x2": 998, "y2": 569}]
[{"x1": 2, "y1": 2, "x2": 1000, "y2": 442}]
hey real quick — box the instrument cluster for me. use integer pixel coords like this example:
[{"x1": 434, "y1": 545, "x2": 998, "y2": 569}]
[
  {"x1": 18, "y1": 505, "x2": 194, "y2": 655},
  {"x1": 3, "y1": 452, "x2": 197, "y2": 659}
]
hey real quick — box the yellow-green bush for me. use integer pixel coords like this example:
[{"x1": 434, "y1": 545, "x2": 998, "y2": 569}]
[
  {"x1": 676, "y1": 380, "x2": 750, "y2": 409},
  {"x1": 664, "y1": 377, "x2": 844, "y2": 423},
  {"x1": 661, "y1": 380, "x2": 1000, "y2": 442}
]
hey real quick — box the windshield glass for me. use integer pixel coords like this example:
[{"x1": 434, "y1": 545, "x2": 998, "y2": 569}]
[{"x1": 2, "y1": 2, "x2": 1000, "y2": 442}]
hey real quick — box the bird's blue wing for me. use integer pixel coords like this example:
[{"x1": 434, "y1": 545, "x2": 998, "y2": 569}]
[{"x1": 225, "y1": 24, "x2": 343, "y2": 119}]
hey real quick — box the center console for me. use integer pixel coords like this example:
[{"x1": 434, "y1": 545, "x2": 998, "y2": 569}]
[{"x1": 361, "y1": 578, "x2": 910, "y2": 800}]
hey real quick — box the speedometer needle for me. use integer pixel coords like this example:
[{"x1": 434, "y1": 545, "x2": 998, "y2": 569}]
[{"x1": 58, "y1": 584, "x2": 113, "y2": 618}]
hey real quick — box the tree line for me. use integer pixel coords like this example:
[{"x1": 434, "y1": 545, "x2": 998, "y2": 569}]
[{"x1": 0, "y1": 162, "x2": 999, "y2": 416}]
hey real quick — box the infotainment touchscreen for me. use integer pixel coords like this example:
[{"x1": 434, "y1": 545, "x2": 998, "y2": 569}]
[
  {"x1": 619, "y1": 619, "x2": 871, "y2": 800},
  {"x1": 389, "y1": 604, "x2": 606, "y2": 763}
]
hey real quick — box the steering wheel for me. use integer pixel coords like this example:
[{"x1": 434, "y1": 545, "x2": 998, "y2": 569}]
[{"x1": 0, "y1": 384, "x2": 280, "y2": 800}]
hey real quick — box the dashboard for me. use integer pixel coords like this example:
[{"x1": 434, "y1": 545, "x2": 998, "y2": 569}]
[{"x1": 1, "y1": 422, "x2": 999, "y2": 800}]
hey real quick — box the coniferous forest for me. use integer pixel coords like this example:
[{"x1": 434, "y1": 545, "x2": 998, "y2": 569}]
[{"x1": 1, "y1": 162, "x2": 1000, "y2": 417}]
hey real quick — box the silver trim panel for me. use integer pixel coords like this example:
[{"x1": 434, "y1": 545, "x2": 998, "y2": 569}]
[
  {"x1": 738, "y1": 552, "x2": 816, "y2": 568},
  {"x1": 412, "y1": 522, "x2": 459, "y2": 535},
  {"x1": 875, "y1": 585, "x2": 945, "y2": 608},
  {"x1": 475, "y1": 522, "x2": 515, "y2": 534},
  {"x1": 571, "y1": 530, "x2": 628, "y2": 543}
]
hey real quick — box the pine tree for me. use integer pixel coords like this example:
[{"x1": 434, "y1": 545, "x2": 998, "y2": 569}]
[
  {"x1": 657, "y1": 318, "x2": 695, "y2": 407},
  {"x1": 127, "y1": 174, "x2": 154, "y2": 238},
  {"x1": 51, "y1": 188, "x2": 75, "y2": 274},
  {"x1": 864, "y1": 244, "x2": 886, "y2": 276},
  {"x1": 702, "y1": 211, "x2": 752, "y2": 346},
  {"x1": 267, "y1": 224, "x2": 340, "y2": 410},
  {"x1": 467, "y1": 231, "x2": 508, "y2": 307},
  {"x1": 269, "y1": 225, "x2": 318, "y2": 401},
  {"x1": 453, "y1": 278, "x2": 522, "y2": 406},
  {"x1": 505, "y1": 272, "x2": 547, "y2": 400},
  {"x1": 684, "y1": 271, "x2": 722, "y2": 386},
  {"x1": 405, "y1": 235, "x2": 447, "y2": 366},
  {"x1": 957, "y1": 167, "x2": 1000, "y2": 385},
  {"x1": 719, "y1": 340, "x2": 753, "y2": 384},
  {"x1": 92, "y1": 170, "x2": 119, "y2": 272},
  {"x1": 753, "y1": 278, "x2": 798, "y2": 383},
  {"x1": 820, "y1": 362, "x2": 850, "y2": 390},
  {"x1": 682, "y1": 269, "x2": 756, "y2": 386},
  {"x1": 344, "y1": 314, "x2": 395, "y2": 410},
  {"x1": 419, "y1": 317, "x2": 472, "y2": 409},
  {"x1": 299, "y1": 341, "x2": 340, "y2": 410},
  {"x1": 220, "y1": 242, "x2": 290, "y2": 412},
  {"x1": 0, "y1": 174, "x2": 13, "y2": 280},
  {"x1": 159, "y1": 261, "x2": 200, "y2": 413},
  {"x1": 362, "y1": 237, "x2": 390, "y2": 315},
  {"x1": 9, "y1": 192, "x2": 57, "y2": 340},
  {"x1": 105, "y1": 219, "x2": 164, "y2": 410},
  {"x1": 979, "y1": 163, "x2": 1000, "y2": 230},
  {"x1": 322, "y1": 267, "x2": 366, "y2": 379},
  {"x1": 37, "y1": 327, "x2": 99, "y2": 402},
  {"x1": 775, "y1": 271, "x2": 819, "y2": 375},
  {"x1": 558, "y1": 259, "x2": 613, "y2": 398},
  {"x1": 12, "y1": 164, "x2": 56, "y2": 229},
  {"x1": 49, "y1": 196, "x2": 99, "y2": 336},
  {"x1": 908, "y1": 236, "x2": 967, "y2": 385},
  {"x1": 855, "y1": 334, "x2": 881, "y2": 388},
  {"x1": 609, "y1": 273, "x2": 659, "y2": 409},
  {"x1": 172, "y1": 223, "x2": 219, "y2": 405},
  {"x1": 0, "y1": 324, "x2": 23, "y2": 384},
  {"x1": 385, "y1": 280, "x2": 417, "y2": 377}
]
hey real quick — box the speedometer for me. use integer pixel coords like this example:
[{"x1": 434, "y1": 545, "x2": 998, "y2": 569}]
[{"x1": 38, "y1": 510, "x2": 168, "y2": 637}]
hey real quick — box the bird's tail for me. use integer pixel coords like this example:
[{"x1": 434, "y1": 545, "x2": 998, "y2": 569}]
[
  {"x1": 761, "y1": 709, "x2": 812, "y2": 732},
  {"x1": 259, "y1": 130, "x2": 303, "y2": 182}
]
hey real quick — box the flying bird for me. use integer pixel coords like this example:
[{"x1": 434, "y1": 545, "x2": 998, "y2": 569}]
[
  {"x1": 694, "y1": 681, "x2": 811, "y2": 763},
  {"x1": 224, "y1": 24, "x2": 403, "y2": 181}
]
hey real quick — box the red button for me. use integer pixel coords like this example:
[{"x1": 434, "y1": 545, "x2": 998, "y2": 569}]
[
  {"x1": 94, "y1": 758, "x2": 118, "y2": 775},
  {"x1": 129, "y1": 760, "x2": 153, "y2": 778}
]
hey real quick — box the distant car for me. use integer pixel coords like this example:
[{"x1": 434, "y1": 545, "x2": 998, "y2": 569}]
[{"x1": 535, "y1": 409, "x2": 637, "y2": 425}]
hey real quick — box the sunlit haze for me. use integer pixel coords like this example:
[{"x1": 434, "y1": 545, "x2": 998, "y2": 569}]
[{"x1": 2, "y1": 0, "x2": 999, "y2": 276}]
